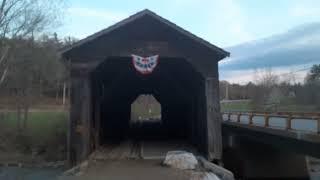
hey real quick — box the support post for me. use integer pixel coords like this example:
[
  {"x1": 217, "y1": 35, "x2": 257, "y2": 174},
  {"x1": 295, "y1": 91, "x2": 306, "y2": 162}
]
[
  {"x1": 68, "y1": 75, "x2": 92, "y2": 166},
  {"x1": 237, "y1": 113, "x2": 241, "y2": 123},
  {"x1": 249, "y1": 113, "x2": 254, "y2": 125},
  {"x1": 205, "y1": 77, "x2": 222, "y2": 161},
  {"x1": 286, "y1": 114, "x2": 292, "y2": 130},
  {"x1": 81, "y1": 77, "x2": 92, "y2": 160},
  {"x1": 94, "y1": 96, "x2": 101, "y2": 149},
  {"x1": 265, "y1": 113, "x2": 270, "y2": 127},
  {"x1": 317, "y1": 118, "x2": 320, "y2": 134}
]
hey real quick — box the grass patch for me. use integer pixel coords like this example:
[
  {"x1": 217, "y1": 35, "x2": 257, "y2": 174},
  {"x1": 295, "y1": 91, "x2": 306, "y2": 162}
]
[
  {"x1": 220, "y1": 100, "x2": 318, "y2": 112},
  {"x1": 0, "y1": 111, "x2": 68, "y2": 143},
  {"x1": 275, "y1": 104, "x2": 318, "y2": 112},
  {"x1": 0, "y1": 111, "x2": 68, "y2": 161},
  {"x1": 131, "y1": 95, "x2": 161, "y2": 120},
  {"x1": 221, "y1": 101, "x2": 253, "y2": 112}
]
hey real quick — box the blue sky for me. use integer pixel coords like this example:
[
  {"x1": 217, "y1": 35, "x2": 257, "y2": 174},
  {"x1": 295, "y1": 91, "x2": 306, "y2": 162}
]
[
  {"x1": 58, "y1": 0, "x2": 320, "y2": 83},
  {"x1": 59, "y1": 0, "x2": 320, "y2": 47}
]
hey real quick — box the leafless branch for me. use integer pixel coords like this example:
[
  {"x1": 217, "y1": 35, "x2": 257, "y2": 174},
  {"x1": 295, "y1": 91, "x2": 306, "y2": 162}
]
[
  {"x1": 0, "y1": 66, "x2": 7, "y2": 84},
  {"x1": 0, "y1": 44, "x2": 9, "y2": 64}
]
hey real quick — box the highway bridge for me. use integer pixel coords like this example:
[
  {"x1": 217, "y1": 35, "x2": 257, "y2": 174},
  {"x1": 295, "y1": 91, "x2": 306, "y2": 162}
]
[{"x1": 221, "y1": 112, "x2": 320, "y2": 179}]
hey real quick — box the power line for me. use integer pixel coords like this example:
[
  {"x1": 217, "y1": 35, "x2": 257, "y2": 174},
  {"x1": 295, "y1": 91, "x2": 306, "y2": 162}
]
[
  {"x1": 230, "y1": 65, "x2": 314, "y2": 85},
  {"x1": 277, "y1": 66, "x2": 312, "y2": 77}
]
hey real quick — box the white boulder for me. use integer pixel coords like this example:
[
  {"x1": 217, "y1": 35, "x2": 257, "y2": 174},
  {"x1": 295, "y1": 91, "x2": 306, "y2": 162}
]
[
  {"x1": 163, "y1": 151, "x2": 198, "y2": 170},
  {"x1": 190, "y1": 172, "x2": 221, "y2": 180},
  {"x1": 203, "y1": 172, "x2": 220, "y2": 180}
]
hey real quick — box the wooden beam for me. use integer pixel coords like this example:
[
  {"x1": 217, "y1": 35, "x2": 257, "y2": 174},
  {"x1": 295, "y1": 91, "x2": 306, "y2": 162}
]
[
  {"x1": 68, "y1": 76, "x2": 93, "y2": 166},
  {"x1": 93, "y1": 91, "x2": 101, "y2": 149},
  {"x1": 81, "y1": 77, "x2": 92, "y2": 160},
  {"x1": 70, "y1": 61, "x2": 100, "y2": 77},
  {"x1": 205, "y1": 77, "x2": 222, "y2": 161},
  {"x1": 318, "y1": 118, "x2": 320, "y2": 135}
]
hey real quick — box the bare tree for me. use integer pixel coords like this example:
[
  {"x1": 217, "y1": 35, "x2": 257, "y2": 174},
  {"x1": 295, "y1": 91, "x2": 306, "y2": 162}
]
[
  {"x1": 0, "y1": 0, "x2": 65, "y2": 86},
  {"x1": 251, "y1": 68, "x2": 280, "y2": 111},
  {"x1": 254, "y1": 68, "x2": 279, "y2": 88},
  {"x1": 0, "y1": 0, "x2": 66, "y2": 130}
]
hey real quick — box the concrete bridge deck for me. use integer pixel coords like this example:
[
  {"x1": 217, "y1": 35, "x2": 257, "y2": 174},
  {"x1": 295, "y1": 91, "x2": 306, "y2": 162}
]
[
  {"x1": 222, "y1": 112, "x2": 320, "y2": 179},
  {"x1": 222, "y1": 112, "x2": 320, "y2": 157},
  {"x1": 223, "y1": 121, "x2": 320, "y2": 158}
]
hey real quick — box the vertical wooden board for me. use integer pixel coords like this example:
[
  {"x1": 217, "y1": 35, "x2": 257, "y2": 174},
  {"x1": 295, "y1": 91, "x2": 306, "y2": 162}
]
[
  {"x1": 205, "y1": 77, "x2": 223, "y2": 160},
  {"x1": 67, "y1": 78, "x2": 75, "y2": 166},
  {"x1": 68, "y1": 75, "x2": 93, "y2": 166},
  {"x1": 80, "y1": 77, "x2": 92, "y2": 160},
  {"x1": 195, "y1": 93, "x2": 202, "y2": 150},
  {"x1": 68, "y1": 77, "x2": 84, "y2": 166},
  {"x1": 190, "y1": 97, "x2": 197, "y2": 144},
  {"x1": 94, "y1": 96, "x2": 101, "y2": 148},
  {"x1": 196, "y1": 84, "x2": 207, "y2": 154}
]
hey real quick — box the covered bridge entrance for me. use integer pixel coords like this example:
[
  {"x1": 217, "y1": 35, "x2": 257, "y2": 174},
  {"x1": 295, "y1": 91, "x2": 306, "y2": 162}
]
[{"x1": 62, "y1": 9, "x2": 229, "y2": 166}]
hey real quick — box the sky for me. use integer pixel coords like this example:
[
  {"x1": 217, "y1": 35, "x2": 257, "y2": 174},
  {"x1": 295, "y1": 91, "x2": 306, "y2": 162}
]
[
  {"x1": 59, "y1": 0, "x2": 320, "y2": 47},
  {"x1": 58, "y1": 0, "x2": 320, "y2": 83}
]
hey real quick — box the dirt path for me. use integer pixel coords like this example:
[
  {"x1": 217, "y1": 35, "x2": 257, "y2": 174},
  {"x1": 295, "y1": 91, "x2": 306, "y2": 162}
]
[
  {"x1": 64, "y1": 140, "x2": 200, "y2": 180},
  {"x1": 73, "y1": 159, "x2": 192, "y2": 180},
  {"x1": 90, "y1": 139, "x2": 198, "y2": 161}
]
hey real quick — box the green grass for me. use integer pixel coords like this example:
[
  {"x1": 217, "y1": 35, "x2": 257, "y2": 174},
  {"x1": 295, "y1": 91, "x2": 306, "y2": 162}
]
[
  {"x1": 131, "y1": 96, "x2": 162, "y2": 120},
  {"x1": 220, "y1": 100, "x2": 318, "y2": 112},
  {"x1": 0, "y1": 111, "x2": 68, "y2": 146},
  {"x1": 274, "y1": 104, "x2": 318, "y2": 112},
  {"x1": 221, "y1": 101, "x2": 253, "y2": 112}
]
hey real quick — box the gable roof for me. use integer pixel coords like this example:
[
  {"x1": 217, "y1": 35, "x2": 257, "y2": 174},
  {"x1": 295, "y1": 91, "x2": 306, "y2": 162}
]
[{"x1": 62, "y1": 9, "x2": 230, "y2": 58}]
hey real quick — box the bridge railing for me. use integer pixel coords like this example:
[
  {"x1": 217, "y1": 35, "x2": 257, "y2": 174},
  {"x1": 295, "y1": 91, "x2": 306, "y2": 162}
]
[{"x1": 222, "y1": 112, "x2": 320, "y2": 134}]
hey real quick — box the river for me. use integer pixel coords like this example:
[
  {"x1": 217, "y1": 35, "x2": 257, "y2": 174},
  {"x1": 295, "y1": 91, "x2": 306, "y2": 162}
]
[{"x1": 0, "y1": 167, "x2": 63, "y2": 180}]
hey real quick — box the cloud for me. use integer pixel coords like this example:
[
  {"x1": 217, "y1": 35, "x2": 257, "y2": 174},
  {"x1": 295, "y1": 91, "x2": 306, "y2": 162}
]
[
  {"x1": 219, "y1": 69, "x2": 256, "y2": 84},
  {"x1": 68, "y1": 7, "x2": 127, "y2": 22}
]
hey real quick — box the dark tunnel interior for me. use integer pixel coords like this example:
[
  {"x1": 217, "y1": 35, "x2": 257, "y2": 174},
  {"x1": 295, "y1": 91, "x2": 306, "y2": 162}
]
[{"x1": 90, "y1": 57, "x2": 208, "y2": 151}]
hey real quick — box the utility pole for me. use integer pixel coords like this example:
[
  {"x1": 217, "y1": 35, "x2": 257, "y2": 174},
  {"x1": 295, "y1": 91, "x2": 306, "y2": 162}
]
[
  {"x1": 226, "y1": 83, "x2": 229, "y2": 100},
  {"x1": 63, "y1": 82, "x2": 66, "y2": 106}
]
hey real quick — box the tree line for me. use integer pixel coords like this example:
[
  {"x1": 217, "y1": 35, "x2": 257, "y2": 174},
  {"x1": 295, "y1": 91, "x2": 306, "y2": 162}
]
[
  {"x1": 1, "y1": 0, "x2": 319, "y2": 132},
  {"x1": 220, "y1": 65, "x2": 320, "y2": 111},
  {"x1": 0, "y1": 0, "x2": 71, "y2": 130}
]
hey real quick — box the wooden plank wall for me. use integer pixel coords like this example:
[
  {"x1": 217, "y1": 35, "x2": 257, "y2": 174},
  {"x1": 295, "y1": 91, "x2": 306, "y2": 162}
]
[
  {"x1": 68, "y1": 75, "x2": 93, "y2": 166},
  {"x1": 206, "y1": 77, "x2": 223, "y2": 161}
]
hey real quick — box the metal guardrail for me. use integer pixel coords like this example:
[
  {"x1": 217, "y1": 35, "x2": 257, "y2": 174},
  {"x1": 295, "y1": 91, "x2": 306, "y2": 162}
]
[{"x1": 222, "y1": 112, "x2": 320, "y2": 134}]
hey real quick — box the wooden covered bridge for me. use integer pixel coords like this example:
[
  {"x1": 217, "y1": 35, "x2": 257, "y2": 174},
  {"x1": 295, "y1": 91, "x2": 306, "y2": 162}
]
[{"x1": 62, "y1": 9, "x2": 229, "y2": 166}]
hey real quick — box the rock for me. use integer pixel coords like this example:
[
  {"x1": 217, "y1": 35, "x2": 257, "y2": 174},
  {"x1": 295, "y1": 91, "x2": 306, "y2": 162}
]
[
  {"x1": 53, "y1": 161, "x2": 65, "y2": 168},
  {"x1": 75, "y1": 171, "x2": 84, "y2": 176},
  {"x1": 63, "y1": 160, "x2": 89, "y2": 176},
  {"x1": 79, "y1": 160, "x2": 88, "y2": 171},
  {"x1": 190, "y1": 172, "x2": 220, "y2": 180},
  {"x1": 63, "y1": 165, "x2": 81, "y2": 176},
  {"x1": 197, "y1": 157, "x2": 234, "y2": 180},
  {"x1": 163, "y1": 151, "x2": 198, "y2": 170},
  {"x1": 203, "y1": 172, "x2": 220, "y2": 180}
]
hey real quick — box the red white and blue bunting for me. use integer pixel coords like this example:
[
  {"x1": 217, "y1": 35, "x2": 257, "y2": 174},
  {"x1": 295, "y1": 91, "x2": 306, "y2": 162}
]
[{"x1": 131, "y1": 54, "x2": 159, "y2": 75}]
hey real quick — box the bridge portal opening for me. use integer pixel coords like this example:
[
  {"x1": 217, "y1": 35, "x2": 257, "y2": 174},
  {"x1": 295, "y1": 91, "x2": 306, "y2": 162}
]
[
  {"x1": 91, "y1": 57, "x2": 206, "y2": 151},
  {"x1": 130, "y1": 94, "x2": 162, "y2": 123}
]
